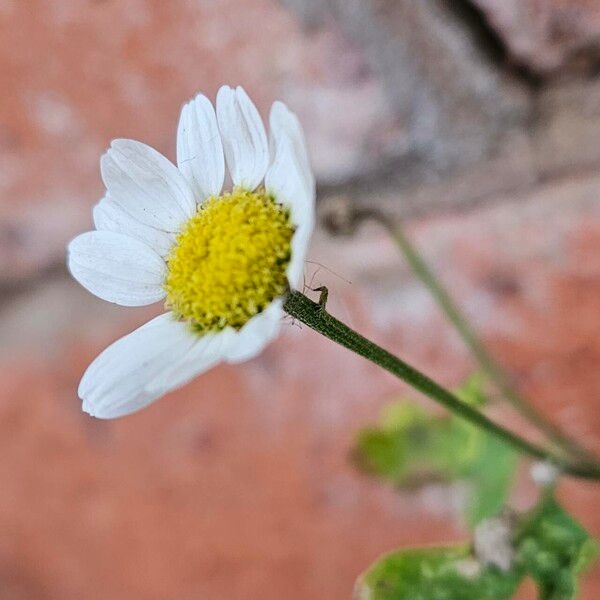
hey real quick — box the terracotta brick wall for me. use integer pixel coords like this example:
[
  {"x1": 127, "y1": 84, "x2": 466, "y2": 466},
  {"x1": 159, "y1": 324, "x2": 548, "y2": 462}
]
[{"x1": 0, "y1": 1, "x2": 599, "y2": 598}]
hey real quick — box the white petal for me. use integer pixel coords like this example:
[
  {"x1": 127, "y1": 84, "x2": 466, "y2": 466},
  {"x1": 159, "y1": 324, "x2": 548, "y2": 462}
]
[
  {"x1": 93, "y1": 195, "x2": 176, "y2": 258},
  {"x1": 177, "y1": 93, "x2": 225, "y2": 202},
  {"x1": 67, "y1": 231, "x2": 167, "y2": 306},
  {"x1": 216, "y1": 85, "x2": 269, "y2": 190},
  {"x1": 225, "y1": 299, "x2": 283, "y2": 364},
  {"x1": 265, "y1": 131, "x2": 314, "y2": 229},
  {"x1": 145, "y1": 328, "x2": 236, "y2": 394},
  {"x1": 265, "y1": 133, "x2": 315, "y2": 289},
  {"x1": 101, "y1": 139, "x2": 195, "y2": 232},
  {"x1": 287, "y1": 217, "x2": 314, "y2": 289},
  {"x1": 269, "y1": 101, "x2": 314, "y2": 194},
  {"x1": 79, "y1": 313, "x2": 197, "y2": 419}
]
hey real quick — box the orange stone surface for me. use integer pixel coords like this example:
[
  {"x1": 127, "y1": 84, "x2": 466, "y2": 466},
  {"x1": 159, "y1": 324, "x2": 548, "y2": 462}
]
[{"x1": 0, "y1": 1, "x2": 599, "y2": 599}]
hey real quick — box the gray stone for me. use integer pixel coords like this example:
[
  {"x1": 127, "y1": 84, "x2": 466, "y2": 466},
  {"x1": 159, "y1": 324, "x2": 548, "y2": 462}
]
[
  {"x1": 283, "y1": 0, "x2": 532, "y2": 186},
  {"x1": 472, "y1": 0, "x2": 600, "y2": 75}
]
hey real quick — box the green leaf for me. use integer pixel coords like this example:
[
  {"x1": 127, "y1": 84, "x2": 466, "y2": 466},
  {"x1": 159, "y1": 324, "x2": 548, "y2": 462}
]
[
  {"x1": 353, "y1": 375, "x2": 518, "y2": 525},
  {"x1": 516, "y1": 496, "x2": 598, "y2": 600},
  {"x1": 353, "y1": 403, "x2": 443, "y2": 486},
  {"x1": 356, "y1": 497, "x2": 597, "y2": 600},
  {"x1": 455, "y1": 373, "x2": 488, "y2": 408},
  {"x1": 454, "y1": 420, "x2": 518, "y2": 527},
  {"x1": 355, "y1": 546, "x2": 522, "y2": 600}
]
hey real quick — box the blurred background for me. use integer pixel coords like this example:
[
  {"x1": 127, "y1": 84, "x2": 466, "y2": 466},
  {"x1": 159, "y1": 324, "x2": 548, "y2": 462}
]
[{"x1": 1, "y1": 1, "x2": 599, "y2": 598}]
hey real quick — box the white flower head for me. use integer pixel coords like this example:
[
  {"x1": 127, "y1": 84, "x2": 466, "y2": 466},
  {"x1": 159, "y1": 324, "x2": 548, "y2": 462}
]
[{"x1": 68, "y1": 86, "x2": 315, "y2": 418}]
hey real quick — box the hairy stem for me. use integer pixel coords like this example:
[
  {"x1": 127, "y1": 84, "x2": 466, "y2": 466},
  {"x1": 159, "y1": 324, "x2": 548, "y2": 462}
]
[{"x1": 283, "y1": 290, "x2": 600, "y2": 481}]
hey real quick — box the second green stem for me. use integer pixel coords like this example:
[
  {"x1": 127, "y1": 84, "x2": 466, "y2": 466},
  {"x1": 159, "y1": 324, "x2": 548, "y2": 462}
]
[{"x1": 382, "y1": 218, "x2": 597, "y2": 466}]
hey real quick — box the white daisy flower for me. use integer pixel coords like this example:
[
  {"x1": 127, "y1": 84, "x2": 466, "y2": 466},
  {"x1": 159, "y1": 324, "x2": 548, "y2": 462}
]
[{"x1": 68, "y1": 86, "x2": 315, "y2": 419}]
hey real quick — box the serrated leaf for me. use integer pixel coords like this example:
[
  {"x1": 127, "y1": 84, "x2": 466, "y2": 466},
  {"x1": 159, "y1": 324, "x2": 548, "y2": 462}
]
[
  {"x1": 355, "y1": 546, "x2": 522, "y2": 600},
  {"x1": 516, "y1": 496, "x2": 598, "y2": 600}
]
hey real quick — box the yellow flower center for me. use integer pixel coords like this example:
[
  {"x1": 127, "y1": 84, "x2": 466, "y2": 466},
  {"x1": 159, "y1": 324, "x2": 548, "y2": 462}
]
[{"x1": 165, "y1": 188, "x2": 294, "y2": 332}]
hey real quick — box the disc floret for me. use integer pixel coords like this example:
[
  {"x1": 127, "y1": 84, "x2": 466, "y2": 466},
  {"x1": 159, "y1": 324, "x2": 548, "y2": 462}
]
[{"x1": 165, "y1": 189, "x2": 294, "y2": 332}]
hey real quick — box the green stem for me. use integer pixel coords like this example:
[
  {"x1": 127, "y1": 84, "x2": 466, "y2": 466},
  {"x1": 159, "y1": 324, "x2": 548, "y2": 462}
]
[
  {"x1": 283, "y1": 290, "x2": 600, "y2": 481},
  {"x1": 382, "y1": 218, "x2": 598, "y2": 465}
]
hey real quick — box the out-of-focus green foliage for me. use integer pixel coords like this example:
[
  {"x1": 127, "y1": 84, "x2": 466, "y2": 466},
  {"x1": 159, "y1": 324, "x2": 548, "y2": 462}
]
[
  {"x1": 356, "y1": 496, "x2": 597, "y2": 600},
  {"x1": 353, "y1": 375, "x2": 597, "y2": 599},
  {"x1": 355, "y1": 545, "x2": 521, "y2": 600},
  {"x1": 516, "y1": 495, "x2": 598, "y2": 600},
  {"x1": 353, "y1": 376, "x2": 518, "y2": 526}
]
